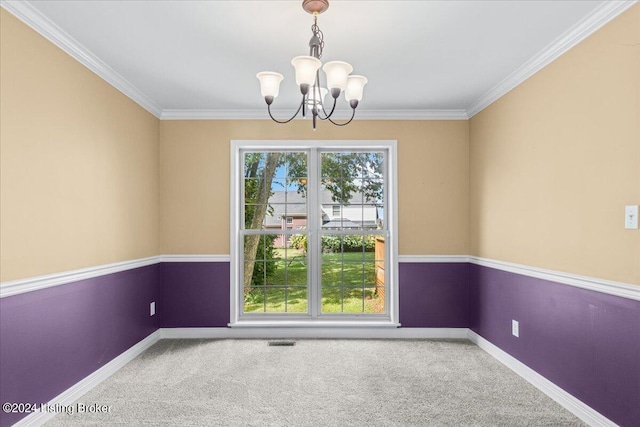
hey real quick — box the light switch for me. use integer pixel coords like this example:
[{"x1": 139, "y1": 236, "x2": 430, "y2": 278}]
[{"x1": 625, "y1": 205, "x2": 638, "y2": 229}]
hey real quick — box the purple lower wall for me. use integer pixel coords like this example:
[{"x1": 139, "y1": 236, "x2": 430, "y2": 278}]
[
  {"x1": 158, "y1": 262, "x2": 469, "y2": 328},
  {"x1": 160, "y1": 262, "x2": 230, "y2": 327},
  {"x1": 469, "y1": 264, "x2": 640, "y2": 427},
  {"x1": 2, "y1": 260, "x2": 638, "y2": 426},
  {"x1": 399, "y1": 262, "x2": 469, "y2": 327},
  {"x1": 0, "y1": 265, "x2": 160, "y2": 427}
]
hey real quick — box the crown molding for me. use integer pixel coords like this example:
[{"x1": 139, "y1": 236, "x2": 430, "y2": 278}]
[
  {"x1": 3, "y1": 0, "x2": 636, "y2": 122},
  {"x1": 352, "y1": 109, "x2": 469, "y2": 120},
  {"x1": 160, "y1": 109, "x2": 271, "y2": 120},
  {"x1": 0, "y1": 0, "x2": 163, "y2": 118},
  {"x1": 160, "y1": 109, "x2": 469, "y2": 121},
  {"x1": 0, "y1": 0, "x2": 466, "y2": 122},
  {"x1": 466, "y1": 0, "x2": 638, "y2": 117}
]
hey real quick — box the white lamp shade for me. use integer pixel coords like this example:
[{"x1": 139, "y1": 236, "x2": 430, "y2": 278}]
[
  {"x1": 345, "y1": 75, "x2": 368, "y2": 102},
  {"x1": 291, "y1": 56, "x2": 322, "y2": 86},
  {"x1": 322, "y1": 61, "x2": 353, "y2": 91},
  {"x1": 307, "y1": 86, "x2": 328, "y2": 106},
  {"x1": 256, "y1": 72, "x2": 284, "y2": 98}
]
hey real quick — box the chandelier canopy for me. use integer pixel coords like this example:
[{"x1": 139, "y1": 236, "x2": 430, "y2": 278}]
[{"x1": 256, "y1": 0, "x2": 367, "y2": 130}]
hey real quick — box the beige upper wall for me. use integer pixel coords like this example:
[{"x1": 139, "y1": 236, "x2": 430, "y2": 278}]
[
  {"x1": 7, "y1": 2, "x2": 636, "y2": 285},
  {"x1": 159, "y1": 120, "x2": 469, "y2": 256},
  {"x1": 470, "y1": 4, "x2": 640, "y2": 285},
  {"x1": 0, "y1": 10, "x2": 160, "y2": 281}
]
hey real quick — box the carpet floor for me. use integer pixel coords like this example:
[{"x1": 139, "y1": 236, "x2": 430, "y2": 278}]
[{"x1": 46, "y1": 339, "x2": 584, "y2": 426}]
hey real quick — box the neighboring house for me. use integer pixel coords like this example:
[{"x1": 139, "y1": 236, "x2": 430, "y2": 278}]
[{"x1": 265, "y1": 190, "x2": 380, "y2": 247}]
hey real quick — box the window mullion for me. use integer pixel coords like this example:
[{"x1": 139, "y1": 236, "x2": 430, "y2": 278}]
[{"x1": 307, "y1": 148, "x2": 320, "y2": 318}]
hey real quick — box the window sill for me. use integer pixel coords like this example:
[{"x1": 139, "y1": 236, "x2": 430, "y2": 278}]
[{"x1": 228, "y1": 320, "x2": 401, "y2": 329}]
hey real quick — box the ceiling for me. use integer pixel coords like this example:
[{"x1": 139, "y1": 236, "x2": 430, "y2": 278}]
[{"x1": 2, "y1": 1, "x2": 635, "y2": 119}]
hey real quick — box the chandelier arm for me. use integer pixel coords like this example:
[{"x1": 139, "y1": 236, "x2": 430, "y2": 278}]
[
  {"x1": 316, "y1": 96, "x2": 337, "y2": 121},
  {"x1": 267, "y1": 97, "x2": 305, "y2": 124},
  {"x1": 326, "y1": 108, "x2": 356, "y2": 126},
  {"x1": 312, "y1": 70, "x2": 337, "y2": 121}
]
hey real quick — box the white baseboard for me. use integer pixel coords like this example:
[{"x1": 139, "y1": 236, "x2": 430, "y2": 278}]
[
  {"x1": 12, "y1": 331, "x2": 161, "y2": 427},
  {"x1": 466, "y1": 330, "x2": 617, "y2": 427},
  {"x1": 159, "y1": 327, "x2": 469, "y2": 340}
]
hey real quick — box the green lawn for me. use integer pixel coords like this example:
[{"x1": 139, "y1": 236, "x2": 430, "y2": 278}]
[{"x1": 244, "y1": 249, "x2": 383, "y2": 314}]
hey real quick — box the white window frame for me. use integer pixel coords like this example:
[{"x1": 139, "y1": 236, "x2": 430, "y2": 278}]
[{"x1": 229, "y1": 140, "x2": 399, "y2": 327}]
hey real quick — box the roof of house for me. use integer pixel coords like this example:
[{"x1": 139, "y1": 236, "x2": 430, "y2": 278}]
[
  {"x1": 262, "y1": 190, "x2": 379, "y2": 228},
  {"x1": 267, "y1": 189, "x2": 377, "y2": 205}
]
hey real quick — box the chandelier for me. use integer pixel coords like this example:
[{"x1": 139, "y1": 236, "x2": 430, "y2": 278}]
[{"x1": 256, "y1": 0, "x2": 367, "y2": 130}]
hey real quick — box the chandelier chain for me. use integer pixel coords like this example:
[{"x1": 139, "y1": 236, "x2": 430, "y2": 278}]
[{"x1": 310, "y1": 15, "x2": 324, "y2": 59}]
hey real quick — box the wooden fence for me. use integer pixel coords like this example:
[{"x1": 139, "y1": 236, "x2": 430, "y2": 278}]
[{"x1": 374, "y1": 236, "x2": 385, "y2": 311}]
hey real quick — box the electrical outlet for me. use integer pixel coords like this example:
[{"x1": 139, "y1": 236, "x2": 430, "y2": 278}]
[
  {"x1": 512, "y1": 319, "x2": 519, "y2": 337},
  {"x1": 625, "y1": 205, "x2": 638, "y2": 229},
  {"x1": 150, "y1": 301, "x2": 156, "y2": 316}
]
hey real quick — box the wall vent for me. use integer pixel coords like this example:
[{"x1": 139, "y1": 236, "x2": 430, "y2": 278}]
[{"x1": 268, "y1": 341, "x2": 296, "y2": 347}]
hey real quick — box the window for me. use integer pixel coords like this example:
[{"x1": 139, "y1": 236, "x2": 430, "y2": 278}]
[{"x1": 230, "y1": 141, "x2": 398, "y2": 326}]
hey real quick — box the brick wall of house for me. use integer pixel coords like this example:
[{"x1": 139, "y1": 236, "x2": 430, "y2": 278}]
[{"x1": 274, "y1": 217, "x2": 307, "y2": 247}]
